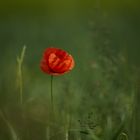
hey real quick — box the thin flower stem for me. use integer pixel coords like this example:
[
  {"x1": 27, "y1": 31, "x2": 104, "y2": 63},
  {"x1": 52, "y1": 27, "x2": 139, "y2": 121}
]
[{"x1": 51, "y1": 75, "x2": 54, "y2": 114}]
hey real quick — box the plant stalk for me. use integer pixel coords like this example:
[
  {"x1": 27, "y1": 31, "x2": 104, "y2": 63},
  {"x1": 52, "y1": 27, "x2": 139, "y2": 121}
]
[
  {"x1": 51, "y1": 75, "x2": 54, "y2": 114},
  {"x1": 17, "y1": 46, "x2": 26, "y2": 105}
]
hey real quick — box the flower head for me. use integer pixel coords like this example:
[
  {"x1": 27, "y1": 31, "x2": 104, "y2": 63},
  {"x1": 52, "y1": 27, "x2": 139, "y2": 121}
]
[{"x1": 40, "y1": 47, "x2": 75, "y2": 75}]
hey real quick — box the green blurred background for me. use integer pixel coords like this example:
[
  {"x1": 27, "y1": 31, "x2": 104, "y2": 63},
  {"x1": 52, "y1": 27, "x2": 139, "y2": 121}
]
[{"x1": 0, "y1": 0, "x2": 140, "y2": 140}]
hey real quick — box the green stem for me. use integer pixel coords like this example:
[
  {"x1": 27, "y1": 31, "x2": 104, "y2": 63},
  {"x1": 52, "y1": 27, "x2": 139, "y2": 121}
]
[
  {"x1": 51, "y1": 75, "x2": 54, "y2": 113},
  {"x1": 19, "y1": 63, "x2": 23, "y2": 105},
  {"x1": 46, "y1": 126, "x2": 50, "y2": 140},
  {"x1": 17, "y1": 46, "x2": 26, "y2": 105},
  {"x1": 0, "y1": 110, "x2": 18, "y2": 140}
]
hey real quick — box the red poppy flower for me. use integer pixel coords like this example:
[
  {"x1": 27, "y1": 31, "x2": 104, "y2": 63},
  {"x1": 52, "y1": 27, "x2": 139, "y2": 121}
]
[{"x1": 40, "y1": 47, "x2": 75, "y2": 75}]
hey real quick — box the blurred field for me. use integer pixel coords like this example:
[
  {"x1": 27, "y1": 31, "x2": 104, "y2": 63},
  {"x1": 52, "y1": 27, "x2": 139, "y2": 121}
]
[{"x1": 0, "y1": 0, "x2": 140, "y2": 140}]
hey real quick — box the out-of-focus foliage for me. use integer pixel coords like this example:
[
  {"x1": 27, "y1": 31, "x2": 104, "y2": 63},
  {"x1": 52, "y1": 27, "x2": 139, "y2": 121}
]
[{"x1": 0, "y1": 0, "x2": 140, "y2": 140}]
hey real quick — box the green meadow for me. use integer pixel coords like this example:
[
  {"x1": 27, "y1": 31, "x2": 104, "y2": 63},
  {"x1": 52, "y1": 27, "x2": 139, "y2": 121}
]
[{"x1": 0, "y1": 1, "x2": 139, "y2": 140}]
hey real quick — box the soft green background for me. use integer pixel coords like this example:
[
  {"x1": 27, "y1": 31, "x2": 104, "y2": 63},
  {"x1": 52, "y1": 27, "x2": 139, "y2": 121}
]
[{"x1": 0, "y1": 0, "x2": 140, "y2": 140}]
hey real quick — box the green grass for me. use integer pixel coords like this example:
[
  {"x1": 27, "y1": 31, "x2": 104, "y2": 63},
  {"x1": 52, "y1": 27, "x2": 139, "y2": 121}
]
[
  {"x1": 0, "y1": 44, "x2": 137, "y2": 140},
  {"x1": 0, "y1": 2, "x2": 139, "y2": 139}
]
